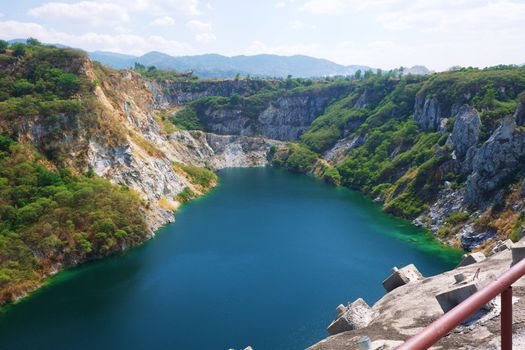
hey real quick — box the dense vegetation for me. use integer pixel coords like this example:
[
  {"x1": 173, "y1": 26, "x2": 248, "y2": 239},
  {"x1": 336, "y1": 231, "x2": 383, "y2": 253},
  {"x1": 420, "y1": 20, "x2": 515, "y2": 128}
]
[
  {"x1": 0, "y1": 135, "x2": 147, "y2": 305},
  {"x1": 0, "y1": 39, "x2": 90, "y2": 120}
]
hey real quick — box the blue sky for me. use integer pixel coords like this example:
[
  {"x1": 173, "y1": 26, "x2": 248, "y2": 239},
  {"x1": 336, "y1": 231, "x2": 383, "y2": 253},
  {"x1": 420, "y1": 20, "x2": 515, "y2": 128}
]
[{"x1": 0, "y1": 0, "x2": 524, "y2": 70}]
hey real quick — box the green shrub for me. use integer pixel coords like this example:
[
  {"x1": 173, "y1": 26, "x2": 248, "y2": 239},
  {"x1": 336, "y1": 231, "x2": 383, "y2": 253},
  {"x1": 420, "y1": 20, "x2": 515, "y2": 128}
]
[
  {"x1": 171, "y1": 108, "x2": 203, "y2": 130},
  {"x1": 176, "y1": 187, "x2": 194, "y2": 203},
  {"x1": 445, "y1": 212, "x2": 470, "y2": 226},
  {"x1": 174, "y1": 163, "x2": 217, "y2": 190}
]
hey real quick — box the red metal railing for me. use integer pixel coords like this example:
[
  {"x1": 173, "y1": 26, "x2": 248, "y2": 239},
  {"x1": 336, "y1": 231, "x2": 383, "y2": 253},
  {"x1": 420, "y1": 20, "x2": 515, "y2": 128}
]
[{"x1": 396, "y1": 256, "x2": 525, "y2": 350}]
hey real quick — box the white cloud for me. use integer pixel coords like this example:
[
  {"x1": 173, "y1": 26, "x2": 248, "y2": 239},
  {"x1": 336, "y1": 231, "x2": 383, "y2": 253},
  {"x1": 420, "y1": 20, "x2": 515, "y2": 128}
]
[
  {"x1": 115, "y1": 26, "x2": 131, "y2": 34},
  {"x1": 301, "y1": 0, "x2": 399, "y2": 14},
  {"x1": 28, "y1": 1, "x2": 130, "y2": 26},
  {"x1": 107, "y1": 0, "x2": 201, "y2": 16},
  {"x1": 186, "y1": 20, "x2": 215, "y2": 43},
  {"x1": 276, "y1": 2, "x2": 286, "y2": 8},
  {"x1": 0, "y1": 20, "x2": 195, "y2": 56},
  {"x1": 328, "y1": 37, "x2": 524, "y2": 71},
  {"x1": 186, "y1": 20, "x2": 212, "y2": 32},
  {"x1": 151, "y1": 16, "x2": 176, "y2": 27},
  {"x1": 195, "y1": 32, "x2": 216, "y2": 43},
  {"x1": 206, "y1": 2, "x2": 213, "y2": 10},
  {"x1": 289, "y1": 20, "x2": 303, "y2": 29},
  {"x1": 376, "y1": 0, "x2": 525, "y2": 33}
]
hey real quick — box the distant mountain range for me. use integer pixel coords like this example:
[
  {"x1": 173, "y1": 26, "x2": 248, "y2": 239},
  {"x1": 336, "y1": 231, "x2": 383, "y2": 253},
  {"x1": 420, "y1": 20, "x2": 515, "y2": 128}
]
[
  {"x1": 8, "y1": 38, "x2": 430, "y2": 79},
  {"x1": 88, "y1": 51, "x2": 382, "y2": 78}
]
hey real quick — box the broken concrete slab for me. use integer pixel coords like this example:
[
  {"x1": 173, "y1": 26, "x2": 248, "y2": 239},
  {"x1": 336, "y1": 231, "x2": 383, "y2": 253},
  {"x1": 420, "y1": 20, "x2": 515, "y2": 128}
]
[
  {"x1": 436, "y1": 282, "x2": 493, "y2": 314},
  {"x1": 327, "y1": 298, "x2": 374, "y2": 335},
  {"x1": 489, "y1": 239, "x2": 513, "y2": 256},
  {"x1": 382, "y1": 264, "x2": 423, "y2": 292},
  {"x1": 456, "y1": 252, "x2": 486, "y2": 268}
]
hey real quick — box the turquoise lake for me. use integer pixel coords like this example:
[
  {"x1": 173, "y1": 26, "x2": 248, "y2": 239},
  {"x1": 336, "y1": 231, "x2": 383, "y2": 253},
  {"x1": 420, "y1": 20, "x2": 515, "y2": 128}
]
[{"x1": 0, "y1": 167, "x2": 462, "y2": 350}]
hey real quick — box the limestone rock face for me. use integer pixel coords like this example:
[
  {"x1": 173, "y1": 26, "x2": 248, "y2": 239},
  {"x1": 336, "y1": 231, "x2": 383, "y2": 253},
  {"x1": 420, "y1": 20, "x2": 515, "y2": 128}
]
[
  {"x1": 327, "y1": 298, "x2": 374, "y2": 335},
  {"x1": 257, "y1": 93, "x2": 333, "y2": 140},
  {"x1": 459, "y1": 225, "x2": 497, "y2": 251},
  {"x1": 414, "y1": 96, "x2": 442, "y2": 131},
  {"x1": 149, "y1": 81, "x2": 350, "y2": 141},
  {"x1": 324, "y1": 135, "x2": 365, "y2": 164},
  {"x1": 447, "y1": 105, "x2": 482, "y2": 159},
  {"x1": 199, "y1": 90, "x2": 342, "y2": 141},
  {"x1": 146, "y1": 79, "x2": 256, "y2": 108},
  {"x1": 168, "y1": 130, "x2": 283, "y2": 169},
  {"x1": 466, "y1": 117, "x2": 525, "y2": 206}
]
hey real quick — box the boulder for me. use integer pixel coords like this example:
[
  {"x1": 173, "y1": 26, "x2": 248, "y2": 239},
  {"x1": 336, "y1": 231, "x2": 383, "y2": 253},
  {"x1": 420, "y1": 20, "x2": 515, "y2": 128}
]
[
  {"x1": 456, "y1": 252, "x2": 486, "y2": 268},
  {"x1": 382, "y1": 264, "x2": 423, "y2": 292},
  {"x1": 327, "y1": 298, "x2": 374, "y2": 335}
]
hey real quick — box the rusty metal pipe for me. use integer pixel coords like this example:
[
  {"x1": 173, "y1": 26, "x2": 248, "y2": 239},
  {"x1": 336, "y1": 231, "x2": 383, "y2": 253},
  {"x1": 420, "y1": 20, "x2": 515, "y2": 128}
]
[
  {"x1": 396, "y1": 257, "x2": 525, "y2": 350},
  {"x1": 501, "y1": 287, "x2": 513, "y2": 350}
]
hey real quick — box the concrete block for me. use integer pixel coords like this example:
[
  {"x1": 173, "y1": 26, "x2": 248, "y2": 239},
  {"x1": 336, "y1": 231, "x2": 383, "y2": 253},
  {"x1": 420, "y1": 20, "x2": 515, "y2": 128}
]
[
  {"x1": 456, "y1": 252, "x2": 486, "y2": 268},
  {"x1": 436, "y1": 282, "x2": 492, "y2": 313},
  {"x1": 512, "y1": 240, "x2": 525, "y2": 265},
  {"x1": 490, "y1": 239, "x2": 513, "y2": 255},
  {"x1": 382, "y1": 264, "x2": 423, "y2": 292},
  {"x1": 327, "y1": 298, "x2": 373, "y2": 335},
  {"x1": 454, "y1": 273, "x2": 466, "y2": 284}
]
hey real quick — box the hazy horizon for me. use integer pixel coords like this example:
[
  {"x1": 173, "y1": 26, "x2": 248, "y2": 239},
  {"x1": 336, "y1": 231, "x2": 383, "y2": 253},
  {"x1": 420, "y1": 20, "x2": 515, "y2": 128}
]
[{"x1": 1, "y1": 0, "x2": 524, "y2": 71}]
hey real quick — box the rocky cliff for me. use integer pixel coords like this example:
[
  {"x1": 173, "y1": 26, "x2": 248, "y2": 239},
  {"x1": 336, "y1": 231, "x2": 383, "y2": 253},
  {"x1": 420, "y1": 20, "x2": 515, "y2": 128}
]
[
  {"x1": 412, "y1": 97, "x2": 525, "y2": 250},
  {"x1": 2, "y1": 58, "x2": 282, "y2": 234},
  {"x1": 146, "y1": 79, "x2": 264, "y2": 108},
  {"x1": 156, "y1": 82, "x2": 351, "y2": 141}
]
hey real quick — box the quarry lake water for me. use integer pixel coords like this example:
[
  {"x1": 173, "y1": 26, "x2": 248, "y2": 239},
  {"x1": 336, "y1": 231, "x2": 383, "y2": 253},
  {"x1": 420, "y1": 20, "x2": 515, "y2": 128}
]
[{"x1": 0, "y1": 167, "x2": 462, "y2": 350}]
